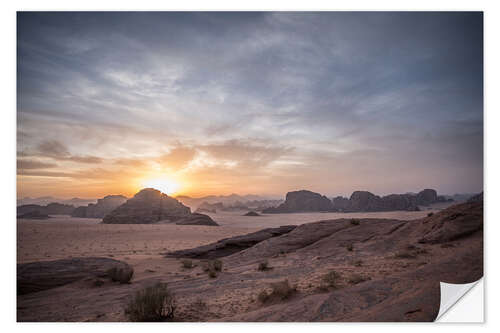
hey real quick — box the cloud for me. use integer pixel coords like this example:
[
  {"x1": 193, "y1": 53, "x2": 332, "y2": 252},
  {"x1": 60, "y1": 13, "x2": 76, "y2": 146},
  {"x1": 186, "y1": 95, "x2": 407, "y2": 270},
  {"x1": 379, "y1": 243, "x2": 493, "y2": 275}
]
[
  {"x1": 17, "y1": 159, "x2": 57, "y2": 170},
  {"x1": 16, "y1": 12, "x2": 483, "y2": 197},
  {"x1": 30, "y1": 140, "x2": 103, "y2": 164}
]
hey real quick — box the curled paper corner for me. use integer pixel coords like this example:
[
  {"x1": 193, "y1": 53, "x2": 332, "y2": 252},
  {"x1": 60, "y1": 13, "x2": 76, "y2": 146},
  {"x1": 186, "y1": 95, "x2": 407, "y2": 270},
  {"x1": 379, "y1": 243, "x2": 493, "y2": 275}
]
[{"x1": 435, "y1": 278, "x2": 483, "y2": 322}]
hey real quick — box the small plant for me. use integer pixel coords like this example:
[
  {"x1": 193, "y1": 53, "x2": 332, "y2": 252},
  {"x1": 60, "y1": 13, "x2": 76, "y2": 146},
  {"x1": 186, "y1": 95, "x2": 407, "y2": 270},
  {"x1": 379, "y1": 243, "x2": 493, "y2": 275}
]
[
  {"x1": 258, "y1": 290, "x2": 269, "y2": 303},
  {"x1": 427, "y1": 212, "x2": 434, "y2": 217},
  {"x1": 350, "y1": 218, "x2": 360, "y2": 225},
  {"x1": 258, "y1": 260, "x2": 271, "y2": 271},
  {"x1": 346, "y1": 244, "x2": 353, "y2": 251},
  {"x1": 107, "y1": 266, "x2": 134, "y2": 284},
  {"x1": 213, "y1": 259, "x2": 223, "y2": 272},
  {"x1": 125, "y1": 283, "x2": 176, "y2": 322},
  {"x1": 181, "y1": 259, "x2": 194, "y2": 269},
  {"x1": 203, "y1": 259, "x2": 223, "y2": 278},
  {"x1": 353, "y1": 259, "x2": 363, "y2": 267},
  {"x1": 348, "y1": 274, "x2": 370, "y2": 285},
  {"x1": 259, "y1": 279, "x2": 296, "y2": 303},
  {"x1": 394, "y1": 251, "x2": 417, "y2": 259},
  {"x1": 322, "y1": 270, "x2": 341, "y2": 289}
]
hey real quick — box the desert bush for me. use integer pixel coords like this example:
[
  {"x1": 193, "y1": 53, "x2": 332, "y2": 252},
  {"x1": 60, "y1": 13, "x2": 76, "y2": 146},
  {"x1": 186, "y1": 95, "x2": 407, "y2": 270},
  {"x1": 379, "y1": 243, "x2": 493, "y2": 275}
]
[
  {"x1": 322, "y1": 270, "x2": 341, "y2": 289},
  {"x1": 213, "y1": 259, "x2": 223, "y2": 272},
  {"x1": 125, "y1": 283, "x2": 176, "y2": 322},
  {"x1": 258, "y1": 290, "x2": 269, "y2": 303},
  {"x1": 107, "y1": 266, "x2": 134, "y2": 284},
  {"x1": 348, "y1": 274, "x2": 370, "y2": 285},
  {"x1": 258, "y1": 260, "x2": 270, "y2": 271},
  {"x1": 427, "y1": 212, "x2": 434, "y2": 217},
  {"x1": 353, "y1": 259, "x2": 363, "y2": 267},
  {"x1": 181, "y1": 259, "x2": 194, "y2": 269},
  {"x1": 203, "y1": 259, "x2": 223, "y2": 272},
  {"x1": 259, "y1": 279, "x2": 296, "y2": 303},
  {"x1": 346, "y1": 244, "x2": 353, "y2": 251},
  {"x1": 208, "y1": 270, "x2": 217, "y2": 278},
  {"x1": 350, "y1": 218, "x2": 360, "y2": 225},
  {"x1": 394, "y1": 251, "x2": 417, "y2": 259}
]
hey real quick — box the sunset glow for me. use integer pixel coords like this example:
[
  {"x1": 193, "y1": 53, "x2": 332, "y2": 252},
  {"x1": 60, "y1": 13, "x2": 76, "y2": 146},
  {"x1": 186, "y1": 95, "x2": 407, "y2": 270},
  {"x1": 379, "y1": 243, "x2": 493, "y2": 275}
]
[{"x1": 141, "y1": 177, "x2": 180, "y2": 196}]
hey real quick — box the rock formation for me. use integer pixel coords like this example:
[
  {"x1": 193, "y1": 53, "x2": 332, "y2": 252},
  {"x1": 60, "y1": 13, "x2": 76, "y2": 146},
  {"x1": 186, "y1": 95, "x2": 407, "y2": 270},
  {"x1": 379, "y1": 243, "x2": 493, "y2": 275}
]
[
  {"x1": 243, "y1": 211, "x2": 261, "y2": 216},
  {"x1": 171, "y1": 213, "x2": 219, "y2": 226},
  {"x1": 17, "y1": 257, "x2": 133, "y2": 295},
  {"x1": 71, "y1": 195, "x2": 127, "y2": 218},
  {"x1": 467, "y1": 192, "x2": 483, "y2": 203},
  {"x1": 17, "y1": 211, "x2": 50, "y2": 219},
  {"x1": 17, "y1": 203, "x2": 75, "y2": 216},
  {"x1": 102, "y1": 188, "x2": 218, "y2": 225},
  {"x1": 262, "y1": 190, "x2": 333, "y2": 213},
  {"x1": 166, "y1": 225, "x2": 296, "y2": 259}
]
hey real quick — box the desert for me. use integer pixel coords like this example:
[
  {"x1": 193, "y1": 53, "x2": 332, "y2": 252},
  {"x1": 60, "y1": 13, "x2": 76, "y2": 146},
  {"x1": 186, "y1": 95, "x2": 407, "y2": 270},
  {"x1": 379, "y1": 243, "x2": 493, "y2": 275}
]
[
  {"x1": 16, "y1": 11, "x2": 483, "y2": 323},
  {"x1": 17, "y1": 188, "x2": 482, "y2": 322}
]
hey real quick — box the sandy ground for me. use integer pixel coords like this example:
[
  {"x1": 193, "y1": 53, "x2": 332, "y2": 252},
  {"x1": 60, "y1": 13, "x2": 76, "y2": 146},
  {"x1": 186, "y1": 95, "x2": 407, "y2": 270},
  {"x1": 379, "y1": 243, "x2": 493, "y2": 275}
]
[
  {"x1": 205, "y1": 209, "x2": 443, "y2": 228},
  {"x1": 17, "y1": 209, "x2": 441, "y2": 264},
  {"x1": 17, "y1": 202, "x2": 479, "y2": 322}
]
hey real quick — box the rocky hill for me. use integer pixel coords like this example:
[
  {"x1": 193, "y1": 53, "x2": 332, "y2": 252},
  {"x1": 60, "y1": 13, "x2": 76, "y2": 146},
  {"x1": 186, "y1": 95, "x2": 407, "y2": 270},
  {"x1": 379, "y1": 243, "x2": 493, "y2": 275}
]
[
  {"x1": 17, "y1": 202, "x2": 75, "y2": 217},
  {"x1": 102, "y1": 188, "x2": 218, "y2": 226},
  {"x1": 263, "y1": 189, "x2": 450, "y2": 213},
  {"x1": 262, "y1": 190, "x2": 333, "y2": 213},
  {"x1": 71, "y1": 195, "x2": 127, "y2": 218}
]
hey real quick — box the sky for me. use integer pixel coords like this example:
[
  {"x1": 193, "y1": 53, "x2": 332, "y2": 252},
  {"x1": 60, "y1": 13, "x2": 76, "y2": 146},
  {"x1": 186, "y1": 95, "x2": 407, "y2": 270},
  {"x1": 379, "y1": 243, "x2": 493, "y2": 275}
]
[{"x1": 17, "y1": 12, "x2": 483, "y2": 199}]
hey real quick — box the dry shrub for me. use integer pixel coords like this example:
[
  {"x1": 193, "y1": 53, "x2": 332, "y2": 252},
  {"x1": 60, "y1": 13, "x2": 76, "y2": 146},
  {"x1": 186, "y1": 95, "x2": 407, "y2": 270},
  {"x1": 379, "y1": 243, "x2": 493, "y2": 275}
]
[
  {"x1": 348, "y1": 274, "x2": 370, "y2": 285},
  {"x1": 346, "y1": 243, "x2": 354, "y2": 251},
  {"x1": 181, "y1": 259, "x2": 194, "y2": 269},
  {"x1": 353, "y1": 259, "x2": 363, "y2": 267},
  {"x1": 322, "y1": 270, "x2": 341, "y2": 289},
  {"x1": 259, "y1": 279, "x2": 296, "y2": 303},
  {"x1": 107, "y1": 266, "x2": 134, "y2": 284},
  {"x1": 427, "y1": 212, "x2": 434, "y2": 217},
  {"x1": 350, "y1": 218, "x2": 360, "y2": 225},
  {"x1": 125, "y1": 283, "x2": 176, "y2": 322},
  {"x1": 394, "y1": 251, "x2": 417, "y2": 259},
  {"x1": 258, "y1": 260, "x2": 271, "y2": 271}
]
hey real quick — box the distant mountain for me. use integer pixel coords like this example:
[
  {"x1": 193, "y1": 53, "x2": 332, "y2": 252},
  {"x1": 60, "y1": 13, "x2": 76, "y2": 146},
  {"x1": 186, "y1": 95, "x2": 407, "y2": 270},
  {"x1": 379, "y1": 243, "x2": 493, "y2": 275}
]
[
  {"x1": 175, "y1": 194, "x2": 277, "y2": 209},
  {"x1": 17, "y1": 196, "x2": 97, "y2": 206}
]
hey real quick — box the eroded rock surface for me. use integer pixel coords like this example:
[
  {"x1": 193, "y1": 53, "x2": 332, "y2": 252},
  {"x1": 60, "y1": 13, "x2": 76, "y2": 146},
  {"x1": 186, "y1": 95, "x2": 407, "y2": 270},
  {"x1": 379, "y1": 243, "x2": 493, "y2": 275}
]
[
  {"x1": 17, "y1": 257, "x2": 132, "y2": 295},
  {"x1": 71, "y1": 195, "x2": 127, "y2": 218}
]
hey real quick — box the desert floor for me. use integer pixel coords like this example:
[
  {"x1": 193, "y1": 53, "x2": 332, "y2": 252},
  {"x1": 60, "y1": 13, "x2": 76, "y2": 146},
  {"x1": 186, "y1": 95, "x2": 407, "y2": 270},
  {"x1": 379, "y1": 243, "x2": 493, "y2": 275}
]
[
  {"x1": 19, "y1": 206, "x2": 468, "y2": 322},
  {"x1": 17, "y1": 209, "x2": 440, "y2": 264}
]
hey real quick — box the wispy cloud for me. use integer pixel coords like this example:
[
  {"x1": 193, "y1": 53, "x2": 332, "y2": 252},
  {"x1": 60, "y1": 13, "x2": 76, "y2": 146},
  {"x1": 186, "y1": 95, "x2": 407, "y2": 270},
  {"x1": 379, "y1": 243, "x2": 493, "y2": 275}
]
[{"x1": 17, "y1": 12, "x2": 483, "y2": 198}]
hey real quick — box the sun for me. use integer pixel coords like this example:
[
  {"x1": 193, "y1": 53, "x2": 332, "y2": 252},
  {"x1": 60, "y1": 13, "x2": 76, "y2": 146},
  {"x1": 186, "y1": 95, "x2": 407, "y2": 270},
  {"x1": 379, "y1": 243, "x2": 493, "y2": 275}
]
[{"x1": 141, "y1": 177, "x2": 180, "y2": 195}]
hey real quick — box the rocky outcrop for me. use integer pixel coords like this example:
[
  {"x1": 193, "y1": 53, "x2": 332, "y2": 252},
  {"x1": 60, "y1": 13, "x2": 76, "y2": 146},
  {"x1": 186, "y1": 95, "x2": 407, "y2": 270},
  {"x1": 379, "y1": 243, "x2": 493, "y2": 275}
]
[
  {"x1": 244, "y1": 211, "x2": 261, "y2": 216},
  {"x1": 415, "y1": 189, "x2": 438, "y2": 205},
  {"x1": 166, "y1": 225, "x2": 297, "y2": 259},
  {"x1": 71, "y1": 195, "x2": 127, "y2": 218},
  {"x1": 262, "y1": 189, "x2": 446, "y2": 214},
  {"x1": 17, "y1": 211, "x2": 50, "y2": 219},
  {"x1": 195, "y1": 201, "x2": 223, "y2": 213},
  {"x1": 262, "y1": 190, "x2": 333, "y2": 213},
  {"x1": 17, "y1": 203, "x2": 75, "y2": 216},
  {"x1": 171, "y1": 213, "x2": 219, "y2": 226},
  {"x1": 467, "y1": 192, "x2": 483, "y2": 203},
  {"x1": 331, "y1": 189, "x2": 445, "y2": 212},
  {"x1": 418, "y1": 201, "x2": 483, "y2": 244},
  {"x1": 101, "y1": 188, "x2": 218, "y2": 225},
  {"x1": 17, "y1": 257, "x2": 132, "y2": 295}
]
